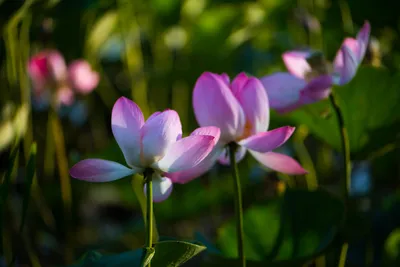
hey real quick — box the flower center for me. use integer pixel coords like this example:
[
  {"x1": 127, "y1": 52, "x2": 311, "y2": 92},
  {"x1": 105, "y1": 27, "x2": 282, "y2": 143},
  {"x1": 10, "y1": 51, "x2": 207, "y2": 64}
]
[
  {"x1": 304, "y1": 52, "x2": 333, "y2": 82},
  {"x1": 237, "y1": 119, "x2": 253, "y2": 141}
]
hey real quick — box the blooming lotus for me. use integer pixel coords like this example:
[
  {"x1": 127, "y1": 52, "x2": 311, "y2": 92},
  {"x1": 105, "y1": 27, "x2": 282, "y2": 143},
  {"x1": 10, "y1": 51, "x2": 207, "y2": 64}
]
[
  {"x1": 166, "y1": 72, "x2": 307, "y2": 184},
  {"x1": 260, "y1": 21, "x2": 370, "y2": 113},
  {"x1": 28, "y1": 50, "x2": 99, "y2": 107},
  {"x1": 70, "y1": 97, "x2": 219, "y2": 202}
]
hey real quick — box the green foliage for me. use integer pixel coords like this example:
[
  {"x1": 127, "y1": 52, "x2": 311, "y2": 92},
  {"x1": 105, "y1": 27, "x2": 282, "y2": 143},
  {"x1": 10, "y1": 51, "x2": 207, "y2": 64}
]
[
  {"x1": 384, "y1": 228, "x2": 400, "y2": 266},
  {"x1": 215, "y1": 189, "x2": 344, "y2": 265},
  {"x1": 86, "y1": 10, "x2": 119, "y2": 58},
  {"x1": 19, "y1": 142, "x2": 37, "y2": 232},
  {"x1": 286, "y1": 67, "x2": 400, "y2": 159},
  {"x1": 0, "y1": 104, "x2": 29, "y2": 152},
  {"x1": 68, "y1": 240, "x2": 206, "y2": 267}
]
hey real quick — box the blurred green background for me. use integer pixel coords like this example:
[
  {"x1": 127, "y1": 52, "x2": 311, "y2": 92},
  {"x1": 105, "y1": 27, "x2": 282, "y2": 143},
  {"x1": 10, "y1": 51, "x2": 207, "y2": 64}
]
[{"x1": 0, "y1": 0, "x2": 399, "y2": 266}]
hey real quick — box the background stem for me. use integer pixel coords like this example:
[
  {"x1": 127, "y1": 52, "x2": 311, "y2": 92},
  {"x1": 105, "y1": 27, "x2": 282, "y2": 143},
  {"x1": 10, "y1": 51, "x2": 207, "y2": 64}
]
[{"x1": 228, "y1": 143, "x2": 246, "y2": 267}]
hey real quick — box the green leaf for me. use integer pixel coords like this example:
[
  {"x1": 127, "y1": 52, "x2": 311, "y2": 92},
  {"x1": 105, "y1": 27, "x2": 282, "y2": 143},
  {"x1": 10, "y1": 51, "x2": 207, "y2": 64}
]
[
  {"x1": 191, "y1": 6, "x2": 239, "y2": 54},
  {"x1": 151, "y1": 240, "x2": 206, "y2": 266},
  {"x1": 215, "y1": 189, "x2": 344, "y2": 265},
  {"x1": 68, "y1": 240, "x2": 206, "y2": 267},
  {"x1": 287, "y1": 67, "x2": 400, "y2": 159},
  {"x1": 86, "y1": 11, "x2": 118, "y2": 57},
  {"x1": 0, "y1": 103, "x2": 29, "y2": 152},
  {"x1": 19, "y1": 142, "x2": 37, "y2": 232},
  {"x1": 141, "y1": 247, "x2": 155, "y2": 267},
  {"x1": 384, "y1": 228, "x2": 400, "y2": 266}
]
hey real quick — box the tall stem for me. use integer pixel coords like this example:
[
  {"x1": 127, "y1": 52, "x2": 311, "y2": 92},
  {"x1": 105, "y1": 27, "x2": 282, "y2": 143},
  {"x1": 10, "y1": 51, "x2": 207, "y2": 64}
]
[
  {"x1": 228, "y1": 143, "x2": 246, "y2": 267},
  {"x1": 329, "y1": 92, "x2": 351, "y2": 267},
  {"x1": 329, "y1": 93, "x2": 351, "y2": 200},
  {"x1": 131, "y1": 176, "x2": 159, "y2": 243},
  {"x1": 144, "y1": 169, "x2": 154, "y2": 267}
]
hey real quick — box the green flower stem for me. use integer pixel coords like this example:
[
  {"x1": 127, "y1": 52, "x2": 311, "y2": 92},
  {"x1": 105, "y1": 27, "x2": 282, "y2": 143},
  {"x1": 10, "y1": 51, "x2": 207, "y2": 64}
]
[
  {"x1": 144, "y1": 169, "x2": 154, "y2": 267},
  {"x1": 228, "y1": 143, "x2": 246, "y2": 267},
  {"x1": 329, "y1": 92, "x2": 351, "y2": 267},
  {"x1": 131, "y1": 176, "x2": 159, "y2": 243},
  {"x1": 328, "y1": 93, "x2": 351, "y2": 201}
]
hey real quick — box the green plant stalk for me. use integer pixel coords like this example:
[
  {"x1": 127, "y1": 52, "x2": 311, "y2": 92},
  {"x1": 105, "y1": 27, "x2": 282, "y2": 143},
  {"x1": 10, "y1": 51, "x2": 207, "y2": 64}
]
[
  {"x1": 228, "y1": 143, "x2": 246, "y2": 267},
  {"x1": 329, "y1": 93, "x2": 351, "y2": 267},
  {"x1": 50, "y1": 109, "x2": 73, "y2": 263},
  {"x1": 144, "y1": 169, "x2": 154, "y2": 267},
  {"x1": 132, "y1": 176, "x2": 159, "y2": 243},
  {"x1": 338, "y1": 243, "x2": 349, "y2": 267},
  {"x1": 328, "y1": 93, "x2": 351, "y2": 201}
]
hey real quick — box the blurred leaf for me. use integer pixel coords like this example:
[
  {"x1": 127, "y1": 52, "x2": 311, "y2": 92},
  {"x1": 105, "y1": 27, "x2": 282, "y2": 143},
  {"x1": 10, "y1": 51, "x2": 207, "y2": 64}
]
[
  {"x1": 86, "y1": 11, "x2": 118, "y2": 58},
  {"x1": 0, "y1": 104, "x2": 29, "y2": 152},
  {"x1": 194, "y1": 232, "x2": 222, "y2": 255},
  {"x1": 19, "y1": 142, "x2": 37, "y2": 232},
  {"x1": 191, "y1": 5, "x2": 240, "y2": 54},
  {"x1": 286, "y1": 67, "x2": 400, "y2": 159},
  {"x1": 384, "y1": 228, "x2": 400, "y2": 266},
  {"x1": 0, "y1": 120, "x2": 14, "y2": 152},
  {"x1": 216, "y1": 189, "x2": 344, "y2": 265},
  {"x1": 150, "y1": 240, "x2": 206, "y2": 266},
  {"x1": 69, "y1": 240, "x2": 206, "y2": 267},
  {"x1": 203, "y1": 256, "x2": 312, "y2": 267}
]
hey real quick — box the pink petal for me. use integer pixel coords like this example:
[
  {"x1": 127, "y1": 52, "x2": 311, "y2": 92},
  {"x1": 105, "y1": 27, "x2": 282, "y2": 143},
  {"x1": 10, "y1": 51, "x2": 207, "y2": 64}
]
[
  {"x1": 141, "y1": 110, "x2": 182, "y2": 165},
  {"x1": 334, "y1": 38, "x2": 358, "y2": 68},
  {"x1": 249, "y1": 151, "x2": 308, "y2": 175},
  {"x1": 46, "y1": 50, "x2": 68, "y2": 83},
  {"x1": 300, "y1": 75, "x2": 333, "y2": 102},
  {"x1": 334, "y1": 45, "x2": 358, "y2": 85},
  {"x1": 260, "y1": 72, "x2": 306, "y2": 111},
  {"x1": 153, "y1": 135, "x2": 215, "y2": 173},
  {"x1": 193, "y1": 72, "x2": 245, "y2": 143},
  {"x1": 146, "y1": 111, "x2": 162, "y2": 123},
  {"x1": 239, "y1": 126, "x2": 295, "y2": 153},
  {"x1": 236, "y1": 77, "x2": 269, "y2": 135},
  {"x1": 231, "y1": 72, "x2": 249, "y2": 96},
  {"x1": 190, "y1": 126, "x2": 221, "y2": 144},
  {"x1": 70, "y1": 159, "x2": 136, "y2": 182},
  {"x1": 68, "y1": 60, "x2": 99, "y2": 94},
  {"x1": 220, "y1": 73, "x2": 231, "y2": 85},
  {"x1": 111, "y1": 97, "x2": 145, "y2": 167},
  {"x1": 166, "y1": 146, "x2": 223, "y2": 184},
  {"x1": 218, "y1": 145, "x2": 247, "y2": 165},
  {"x1": 333, "y1": 22, "x2": 370, "y2": 83},
  {"x1": 282, "y1": 50, "x2": 312, "y2": 79},
  {"x1": 28, "y1": 54, "x2": 49, "y2": 94},
  {"x1": 356, "y1": 21, "x2": 371, "y2": 62},
  {"x1": 144, "y1": 175, "x2": 173, "y2": 202},
  {"x1": 56, "y1": 87, "x2": 75, "y2": 106}
]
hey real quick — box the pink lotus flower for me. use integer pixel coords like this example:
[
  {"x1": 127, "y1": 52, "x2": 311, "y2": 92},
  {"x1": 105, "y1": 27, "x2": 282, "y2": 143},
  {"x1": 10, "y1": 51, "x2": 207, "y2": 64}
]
[
  {"x1": 166, "y1": 72, "x2": 307, "y2": 184},
  {"x1": 68, "y1": 60, "x2": 100, "y2": 94},
  {"x1": 70, "y1": 97, "x2": 219, "y2": 202},
  {"x1": 260, "y1": 21, "x2": 370, "y2": 113},
  {"x1": 28, "y1": 50, "x2": 68, "y2": 97},
  {"x1": 28, "y1": 50, "x2": 99, "y2": 107}
]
